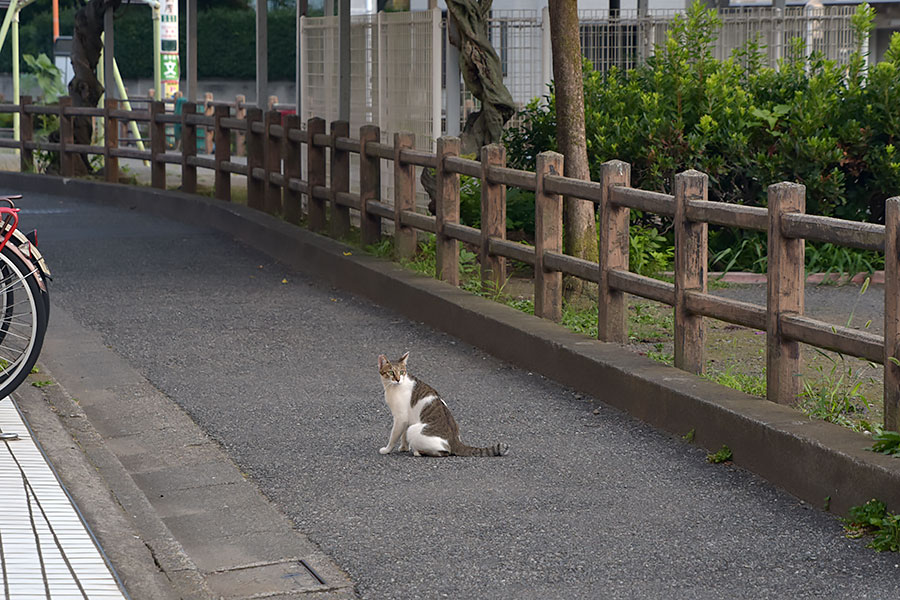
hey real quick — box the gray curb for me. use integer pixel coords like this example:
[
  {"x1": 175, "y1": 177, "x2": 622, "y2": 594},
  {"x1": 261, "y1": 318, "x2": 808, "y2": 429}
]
[{"x1": 5, "y1": 171, "x2": 900, "y2": 518}]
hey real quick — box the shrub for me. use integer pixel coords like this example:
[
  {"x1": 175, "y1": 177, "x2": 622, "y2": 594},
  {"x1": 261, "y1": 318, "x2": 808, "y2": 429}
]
[{"x1": 505, "y1": 2, "x2": 900, "y2": 230}]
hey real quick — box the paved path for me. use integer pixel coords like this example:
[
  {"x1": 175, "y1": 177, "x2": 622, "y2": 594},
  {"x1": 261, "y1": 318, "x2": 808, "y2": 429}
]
[{"x1": 7, "y1": 188, "x2": 900, "y2": 599}]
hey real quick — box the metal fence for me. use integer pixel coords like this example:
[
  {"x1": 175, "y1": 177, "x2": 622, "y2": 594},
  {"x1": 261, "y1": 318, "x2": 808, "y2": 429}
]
[
  {"x1": 301, "y1": 6, "x2": 859, "y2": 155},
  {"x1": 475, "y1": 5, "x2": 859, "y2": 115}
]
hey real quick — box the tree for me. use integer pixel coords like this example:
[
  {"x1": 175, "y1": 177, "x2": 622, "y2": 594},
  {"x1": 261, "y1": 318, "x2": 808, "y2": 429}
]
[
  {"x1": 547, "y1": 0, "x2": 598, "y2": 291},
  {"x1": 65, "y1": 0, "x2": 121, "y2": 174}
]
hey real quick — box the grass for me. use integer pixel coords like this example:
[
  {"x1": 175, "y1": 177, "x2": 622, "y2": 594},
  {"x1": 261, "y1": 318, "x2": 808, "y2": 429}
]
[{"x1": 844, "y1": 499, "x2": 900, "y2": 552}]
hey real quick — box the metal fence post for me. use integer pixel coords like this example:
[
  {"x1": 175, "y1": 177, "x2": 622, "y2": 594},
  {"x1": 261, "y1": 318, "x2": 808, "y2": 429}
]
[
  {"x1": 480, "y1": 143, "x2": 507, "y2": 291},
  {"x1": 435, "y1": 136, "x2": 460, "y2": 286},
  {"x1": 598, "y1": 160, "x2": 630, "y2": 343},
  {"x1": 674, "y1": 170, "x2": 708, "y2": 375},
  {"x1": 766, "y1": 182, "x2": 806, "y2": 405},
  {"x1": 534, "y1": 150, "x2": 564, "y2": 322}
]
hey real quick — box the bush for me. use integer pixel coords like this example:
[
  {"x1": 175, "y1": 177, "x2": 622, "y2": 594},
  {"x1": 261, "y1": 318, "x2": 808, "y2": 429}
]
[{"x1": 505, "y1": 2, "x2": 900, "y2": 227}]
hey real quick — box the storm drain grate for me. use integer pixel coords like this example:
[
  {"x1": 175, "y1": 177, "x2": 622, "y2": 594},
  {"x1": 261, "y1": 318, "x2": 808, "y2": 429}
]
[{"x1": 0, "y1": 396, "x2": 128, "y2": 599}]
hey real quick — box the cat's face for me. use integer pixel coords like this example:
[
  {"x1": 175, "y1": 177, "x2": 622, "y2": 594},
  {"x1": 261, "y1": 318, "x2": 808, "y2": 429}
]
[{"x1": 378, "y1": 352, "x2": 409, "y2": 384}]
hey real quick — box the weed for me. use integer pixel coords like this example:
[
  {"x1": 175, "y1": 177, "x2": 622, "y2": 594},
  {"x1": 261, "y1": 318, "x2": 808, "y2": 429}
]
[
  {"x1": 683, "y1": 428, "x2": 696, "y2": 443},
  {"x1": 844, "y1": 499, "x2": 900, "y2": 552},
  {"x1": 798, "y1": 352, "x2": 875, "y2": 431},
  {"x1": 707, "y1": 445, "x2": 733, "y2": 463},
  {"x1": 703, "y1": 366, "x2": 766, "y2": 398},
  {"x1": 629, "y1": 225, "x2": 673, "y2": 277},
  {"x1": 31, "y1": 380, "x2": 53, "y2": 388},
  {"x1": 648, "y1": 343, "x2": 674, "y2": 366},
  {"x1": 30, "y1": 366, "x2": 39, "y2": 374},
  {"x1": 870, "y1": 430, "x2": 900, "y2": 456}
]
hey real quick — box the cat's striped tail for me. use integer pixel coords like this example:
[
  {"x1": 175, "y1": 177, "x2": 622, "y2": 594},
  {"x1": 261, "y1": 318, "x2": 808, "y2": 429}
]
[{"x1": 452, "y1": 441, "x2": 510, "y2": 457}]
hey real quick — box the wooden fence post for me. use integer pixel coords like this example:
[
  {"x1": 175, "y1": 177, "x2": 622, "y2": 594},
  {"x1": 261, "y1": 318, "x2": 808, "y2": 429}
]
[
  {"x1": 149, "y1": 100, "x2": 166, "y2": 189},
  {"x1": 19, "y1": 96, "x2": 32, "y2": 172},
  {"x1": 214, "y1": 104, "x2": 231, "y2": 201},
  {"x1": 245, "y1": 108, "x2": 264, "y2": 210},
  {"x1": 181, "y1": 101, "x2": 197, "y2": 194},
  {"x1": 884, "y1": 197, "x2": 900, "y2": 431},
  {"x1": 674, "y1": 170, "x2": 708, "y2": 374},
  {"x1": 58, "y1": 96, "x2": 74, "y2": 178},
  {"x1": 104, "y1": 98, "x2": 119, "y2": 183},
  {"x1": 394, "y1": 132, "x2": 417, "y2": 259},
  {"x1": 534, "y1": 150, "x2": 564, "y2": 322},
  {"x1": 359, "y1": 124, "x2": 382, "y2": 246},
  {"x1": 480, "y1": 143, "x2": 506, "y2": 291},
  {"x1": 330, "y1": 120, "x2": 351, "y2": 238},
  {"x1": 264, "y1": 110, "x2": 282, "y2": 216},
  {"x1": 766, "y1": 182, "x2": 805, "y2": 405},
  {"x1": 283, "y1": 115, "x2": 303, "y2": 224},
  {"x1": 307, "y1": 117, "x2": 327, "y2": 232},
  {"x1": 598, "y1": 160, "x2": 630, "y2": 343},
  {"x1": 234, "y1": 95, "x2": 247, "y2": 156},
  {"x1": 204, "y1": 92, "x2": 214, "y2": 154},
  {"x1": 435, "y1": 136, "x2": 460, "y2": 286}
]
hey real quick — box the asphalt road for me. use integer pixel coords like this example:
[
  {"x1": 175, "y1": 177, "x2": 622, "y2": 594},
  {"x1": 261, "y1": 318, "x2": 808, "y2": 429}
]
[{"x1": 11, "y1": 189, "x2": 900, "y2": 599}]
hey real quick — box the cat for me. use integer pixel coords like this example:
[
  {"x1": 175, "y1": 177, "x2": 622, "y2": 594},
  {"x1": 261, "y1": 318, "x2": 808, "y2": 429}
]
[{"x1": 377, "y1": 352, "x2": 509, "y2": 457}]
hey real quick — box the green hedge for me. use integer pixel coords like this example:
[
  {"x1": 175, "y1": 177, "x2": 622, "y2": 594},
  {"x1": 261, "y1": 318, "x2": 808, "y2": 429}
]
[
  {"x1": 504, "y1": 2, "x2": 900, "y2": 225},
  {"x1": 0, "y1": 6, "x2": 297, "y2": 81}
]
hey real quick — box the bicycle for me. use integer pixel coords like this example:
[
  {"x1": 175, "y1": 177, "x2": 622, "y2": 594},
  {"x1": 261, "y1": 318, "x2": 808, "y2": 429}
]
[{"x1": 0, "y1": 195, "x2": 51, "y2": 399}]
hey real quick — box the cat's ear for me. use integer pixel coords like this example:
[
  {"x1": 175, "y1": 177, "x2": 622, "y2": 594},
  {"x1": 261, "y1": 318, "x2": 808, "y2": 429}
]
[
  {"x1": 378, "y1": 354, "x2": 388, "y2": 370},
  {"x1": 398, "y1": 351, "x2": 409, "y2": 366}
]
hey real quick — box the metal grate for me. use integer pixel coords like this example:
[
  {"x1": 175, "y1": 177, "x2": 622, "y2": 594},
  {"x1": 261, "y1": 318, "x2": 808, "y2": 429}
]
[{"x1": 0, "y1": 396, "x2": 128, "y2": 599}]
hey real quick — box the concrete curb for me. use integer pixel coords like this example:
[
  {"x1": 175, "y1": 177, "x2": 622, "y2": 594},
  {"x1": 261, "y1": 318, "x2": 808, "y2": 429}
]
[{"x1": 6, "y1": 171, "x2": 900, "y2": 518}]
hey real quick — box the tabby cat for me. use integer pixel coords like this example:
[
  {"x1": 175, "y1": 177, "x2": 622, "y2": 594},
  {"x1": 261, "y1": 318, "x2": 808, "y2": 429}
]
[{"x1": 377, "y1": 352, "x2": 509, "y2": 457}]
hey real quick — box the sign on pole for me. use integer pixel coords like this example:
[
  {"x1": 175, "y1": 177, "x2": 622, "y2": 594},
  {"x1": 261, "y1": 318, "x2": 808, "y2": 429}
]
[{"x1": 160, "y1": 0, "x2": 179, "y2": 98}]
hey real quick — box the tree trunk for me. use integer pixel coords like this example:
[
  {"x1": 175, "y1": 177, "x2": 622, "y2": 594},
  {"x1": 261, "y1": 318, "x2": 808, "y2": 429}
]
[
  {"x1": 68, "y1": 0, "x2": 122, "y2": 174},
  {"x1": 548, "y1": 0, "x2": 598, "y2": 296}
]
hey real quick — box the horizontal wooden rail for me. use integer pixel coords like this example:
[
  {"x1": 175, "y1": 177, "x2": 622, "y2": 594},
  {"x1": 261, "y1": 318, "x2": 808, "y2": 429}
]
[
  {"x1": 608, "y1": 269, "x2": 676, "y2": 305},
  {"x1": 287, "y1": 128, "x2": 307, "y2": 143},
  {"x1": 443, "y1": 222, "x2": 482, "y2": 246},
  {"x1": 68, "y1": 143, "x2": 102, "y2": 155},
  {"x1": 686, "y1": 200, "x2": 768, "y2": 231},
  {"x1": 334, "y1": 136, "x2": 358, "y2": 152},
  {"x1": 543, "y1": 251, "x2": 600, "y2": 284},
  {"x1": 782, "y1": 315, "x2": 884, "y2": 364},
  {"x1": 365, "y1": 141, "x2": 394, "y2": 160},
  {"x1": 490, "y1": 238, "x2": 536, "y2": 265},
  {"x1": 782, "y1": 213, "x2": 885, "y2": 252},
  {"x1": 287, "y1": 178, "x2": 308, "y2": 194},
  {"x1": 220, "y1": 161, "x2": 249, "y2": 176},
  {"x1": 400, "y1": 210, "x2": 437, "y2": 234},
  {"x1": 220, "y1": 117, "x2": 247, "y2": 131},
  {"x1": 611, "y1": 186, "x2": 674, "y2": 216},
  {"x1": 488, "y1": 165, "x2": 537, "y2": 191},
  {"x1": 335, "y1": 191, "x2": 361, "y2": 211},
  {"x1": 399, "y1": 148, "x2": 438, "y2": 169},
  {"x1": 63, "y1": 106, "x2": 103, "y2": 117},
  {"x1": 543, "y1": 175, "x2": 603, "y2": 204},
  {"x1": 110, "y1": 147, "x2": 150, "y2": 160},
  {"x1": 444, "y1": 156, "x2": 481, "y2": 178},
  {"x1": 155, "y1": 114, "x2": 181, "y2": 124},
  {"x1": 367, "y1": 200, "x2": 395, "y2": 220},
  {"x1": 684, "y1": 291, "x2": 768, "y2": 332}
]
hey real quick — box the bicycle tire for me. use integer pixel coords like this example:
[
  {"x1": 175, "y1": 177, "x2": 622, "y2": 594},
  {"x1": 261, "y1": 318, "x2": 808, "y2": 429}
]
[{"x1": 0, "y1": 244, "x2": 47, "y2": 398}]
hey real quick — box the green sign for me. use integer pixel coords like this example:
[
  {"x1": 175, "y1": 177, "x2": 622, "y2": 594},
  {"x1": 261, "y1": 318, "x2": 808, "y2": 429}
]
[{"x1": 161, "y1": 53, "x2": 179, "y2": 82}]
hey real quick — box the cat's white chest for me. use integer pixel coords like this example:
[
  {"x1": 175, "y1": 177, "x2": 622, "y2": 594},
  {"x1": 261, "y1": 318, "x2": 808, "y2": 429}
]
[{"x1": 383, "y1": 377, "x2": 415, "y2": 420}]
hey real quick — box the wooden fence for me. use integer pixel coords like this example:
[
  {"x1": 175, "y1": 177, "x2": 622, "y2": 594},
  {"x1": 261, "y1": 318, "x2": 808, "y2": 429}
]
[{"x1": 2, "y1": 96, "x2": 898, "y2": 431}]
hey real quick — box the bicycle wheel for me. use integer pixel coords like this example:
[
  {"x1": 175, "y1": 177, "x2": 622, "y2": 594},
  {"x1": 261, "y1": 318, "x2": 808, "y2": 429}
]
[{"x1": 0, "y1": 244, "x2": 47, "y2": 398}]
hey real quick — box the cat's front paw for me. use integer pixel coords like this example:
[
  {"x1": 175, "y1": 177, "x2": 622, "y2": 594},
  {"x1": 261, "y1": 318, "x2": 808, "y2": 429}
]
[
  {"x1": 379, "y1": 446, "x2": 391, "y2": 455},
  {"x1": 399, "y1": 445, "x2": 409, "y2": 452}
]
